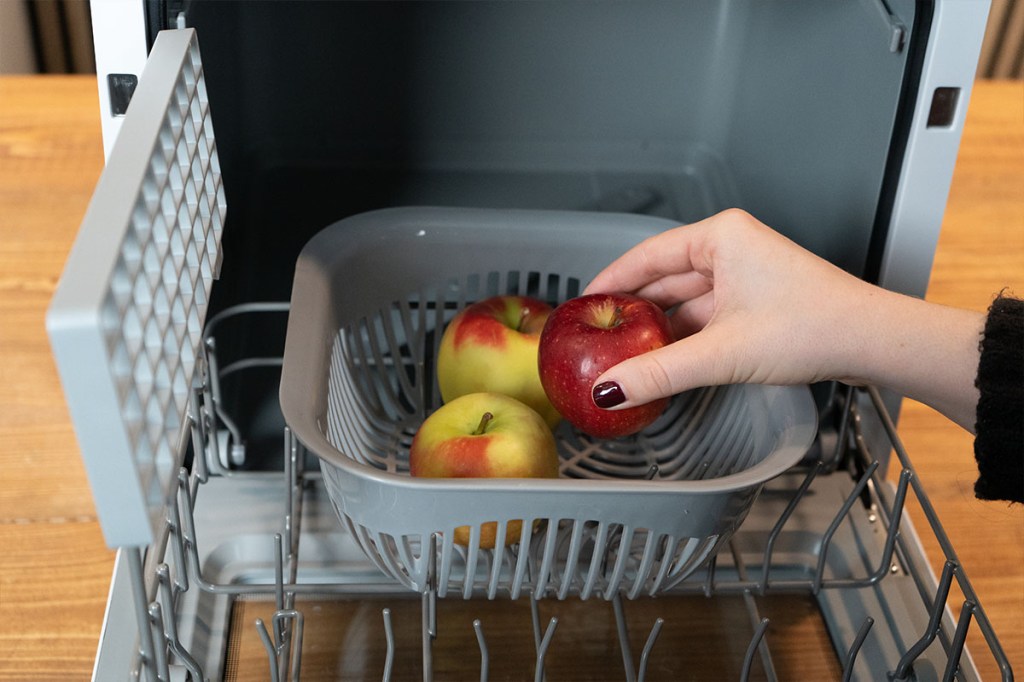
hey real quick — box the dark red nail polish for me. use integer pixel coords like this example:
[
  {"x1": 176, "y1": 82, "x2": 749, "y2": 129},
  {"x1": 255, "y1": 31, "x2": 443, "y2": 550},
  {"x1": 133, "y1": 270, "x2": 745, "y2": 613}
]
[{"x1": 593, "y1": 381, "x2": 626, "y2": 408}]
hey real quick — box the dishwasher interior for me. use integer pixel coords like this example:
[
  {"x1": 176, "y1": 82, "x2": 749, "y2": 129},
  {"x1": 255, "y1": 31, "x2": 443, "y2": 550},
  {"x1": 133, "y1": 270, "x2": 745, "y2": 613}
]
[{"x1": 47, "y1": 1, "x2": 1014, "y2": 679}]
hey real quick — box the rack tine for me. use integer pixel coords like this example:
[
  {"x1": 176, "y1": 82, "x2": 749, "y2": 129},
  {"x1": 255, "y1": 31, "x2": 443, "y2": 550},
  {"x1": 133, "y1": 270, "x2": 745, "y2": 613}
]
[
  {"x1": 204, "y1": 336, "x2": 246, "y2": 466},
  {"x1": 863, "y1": 468, "x2": 912, "y2": 586},
  {"x1": 702, "y1": 554, "x2": 717, "y2": 598},
  {"x1": 126, "y1": 548, "x2": 158, "y2": 680},
  {"x1": 942, "y1": 601, "x2": 975, "y2": 682},
  {"x1": 473, "y1": 619, "x2": 489, "y2": 682},
  {"x1": 273, "y1": 533, "x2": 285, "y2": 617},
  {"x1": 740, "y1": 618, "x2": 770, "y2": 682},
  {"x1": 636, "y1": 618, "x2": 664, "y2": 682},
  {"x1": 255, "y1": 618, "x2": 281, "y2": 682},
  {"x1": 255, "y1": 610, "x2": 304, "y2": 682},
  {"x1": 177, "y1": 469, "x2": 204, "y2": 586},
  {"x1": 730, "y1": 541, "x2": 778, "y2": 682},
  {"x1": 381, "y1": 609, "x2": 395, "y2": 682},
  {"x1": 825, "y1": 384, "x2": 856, "y2": 470},
  {"x1": 189, "y1": 387, "x2": 210, "y2": 483},
  {"x1": 273, "y1": 610, "x2": 304, "y2": 682},
  {"x1": 612, "y1": 592, "x2": 636, "y2": 682},
  {"x1": 147, "y1": 602, "x2": 172, "y2": 682},
  {"x1": 759, "y1": 462, "x2": 821, "y2": 594},
  {"x1": 155, "y1": 565, "x2": 204, "y2": 680},
  {"x1": 812, "y1": 459, "x2": 880, "y2": 593},
  {"x1": 891, "y1": 560, "x2": 958, "y2": 680},
  {"x1": 284, "y1": 428, "x2": 295, "y2": 560},
  {"x1": 533, "y1": 617, "x2": 558, "y2": 682},
  {"x1": 840, "y1": 617, "x2": 874, "y2": 682},
  {"x1": 166, "y1": 470, "x2": 190, "y2": 593},
  {"x1": 422, "y1": 534, "x2": 438, "y2": 682},
  {"x1": 427, "y1": 534, "x2": 438, "y2": 637},
  {"x1": 530, "y1": 596, "x2": 543, "y2": 653}
]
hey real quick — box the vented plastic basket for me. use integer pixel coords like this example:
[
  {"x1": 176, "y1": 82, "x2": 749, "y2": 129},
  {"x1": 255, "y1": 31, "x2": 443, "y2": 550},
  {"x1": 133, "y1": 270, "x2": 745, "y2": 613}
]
[{"x1": 280, "y1": 207, "x2": 816, "y2": 600}]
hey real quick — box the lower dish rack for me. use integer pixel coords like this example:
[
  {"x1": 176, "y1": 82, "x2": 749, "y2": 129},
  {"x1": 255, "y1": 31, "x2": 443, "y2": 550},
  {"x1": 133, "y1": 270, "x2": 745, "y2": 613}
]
[{"x1": 90, "y1": 303, "x2": 1013, "y2": 682}]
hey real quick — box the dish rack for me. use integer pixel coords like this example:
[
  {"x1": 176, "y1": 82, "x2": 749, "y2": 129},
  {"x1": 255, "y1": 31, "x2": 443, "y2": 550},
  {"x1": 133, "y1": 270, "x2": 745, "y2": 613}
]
[
  {"x1": 279, "y1": 207, "x2": 819, "y2": 603},
  {"x1": 90, "y1": 304, "x2": 1014, "y2": 680}
]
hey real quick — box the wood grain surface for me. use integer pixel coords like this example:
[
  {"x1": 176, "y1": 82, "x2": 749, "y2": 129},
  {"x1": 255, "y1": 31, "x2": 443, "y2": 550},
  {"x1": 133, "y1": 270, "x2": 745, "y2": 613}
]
[{"x1": 0, "y1": 76, "x2": 1020, "y2": 681}]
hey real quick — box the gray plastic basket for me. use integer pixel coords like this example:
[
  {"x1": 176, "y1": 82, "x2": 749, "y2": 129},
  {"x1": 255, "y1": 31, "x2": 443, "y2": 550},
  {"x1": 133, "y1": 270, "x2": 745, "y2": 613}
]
[{"x1": 280, "y1": 207, "x2": 816, "y2": 600}]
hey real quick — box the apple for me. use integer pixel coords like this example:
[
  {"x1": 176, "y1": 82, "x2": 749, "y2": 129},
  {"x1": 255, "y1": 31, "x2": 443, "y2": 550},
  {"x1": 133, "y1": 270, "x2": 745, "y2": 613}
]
[
  {"x1": 538, "y1": 293, "x2": 673, "y2": 439},
  {"x1": 436, "y1": 295, "x2": 561, "y2": 428},
  {"x1": 409, "y1": 392, "x2": 559, "y2": 548}
]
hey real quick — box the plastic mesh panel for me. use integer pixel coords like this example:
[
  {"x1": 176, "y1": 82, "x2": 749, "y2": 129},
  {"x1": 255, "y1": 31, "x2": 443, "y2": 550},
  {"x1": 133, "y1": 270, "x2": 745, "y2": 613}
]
[{"x1": 47, "y1": 30, "x2": 224, "y2": 547}]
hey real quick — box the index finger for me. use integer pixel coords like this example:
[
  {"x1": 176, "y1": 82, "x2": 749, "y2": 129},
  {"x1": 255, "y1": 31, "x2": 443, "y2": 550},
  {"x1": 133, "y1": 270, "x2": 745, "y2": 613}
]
[{"x1": 584, "y1": 215, "x2": 719, "y2": 296}]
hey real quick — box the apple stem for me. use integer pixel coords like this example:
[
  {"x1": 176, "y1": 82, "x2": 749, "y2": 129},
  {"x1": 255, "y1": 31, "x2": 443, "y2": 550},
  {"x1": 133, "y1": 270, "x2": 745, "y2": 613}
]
[
  {"x1": 612, "y1": 306, "x2": 624, "y2": 328},
  {"x1": 517, "y1": 308, "x2": 529, "y2": 332},
  {"x1": 474, "y1": 412, "x2": 495, "y2": 435}
]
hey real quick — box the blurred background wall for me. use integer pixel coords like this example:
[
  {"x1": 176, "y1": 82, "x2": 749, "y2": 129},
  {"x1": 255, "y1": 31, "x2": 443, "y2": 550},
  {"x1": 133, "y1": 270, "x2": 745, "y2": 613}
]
[
  {"x1": 0, "y1": 0, "x2": 94, "y2": 74},
  {"x1": 980, "y1": 0, "x2": 1024, "y2": 77},
  {"x1": 0, "y1": 0, "x2": 1021, "y2": 77}
]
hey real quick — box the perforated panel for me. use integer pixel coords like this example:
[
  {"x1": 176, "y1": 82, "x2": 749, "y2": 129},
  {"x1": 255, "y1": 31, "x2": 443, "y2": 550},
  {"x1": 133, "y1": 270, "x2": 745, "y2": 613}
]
[{"x1": 48, "y1": 29, "x2": 224, "y2": 548}]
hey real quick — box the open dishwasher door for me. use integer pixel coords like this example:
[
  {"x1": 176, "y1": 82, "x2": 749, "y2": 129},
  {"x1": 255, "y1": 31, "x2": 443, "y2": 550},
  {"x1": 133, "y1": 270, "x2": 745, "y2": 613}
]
[{"x1": 46, "y1": 27, "x2": 226, "y2": 677}]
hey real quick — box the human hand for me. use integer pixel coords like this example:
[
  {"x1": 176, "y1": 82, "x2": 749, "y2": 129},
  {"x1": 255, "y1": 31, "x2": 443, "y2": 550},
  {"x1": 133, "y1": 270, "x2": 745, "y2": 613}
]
[{"x1": 583, "y1": 209, "x2": 982, "y2": 430}]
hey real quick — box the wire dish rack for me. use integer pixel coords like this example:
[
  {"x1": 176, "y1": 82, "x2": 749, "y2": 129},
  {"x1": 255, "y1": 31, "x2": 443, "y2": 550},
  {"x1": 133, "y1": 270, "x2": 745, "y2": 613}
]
[{"x1": 88, "y1": 301, "x2": 1014, "y2": 682}]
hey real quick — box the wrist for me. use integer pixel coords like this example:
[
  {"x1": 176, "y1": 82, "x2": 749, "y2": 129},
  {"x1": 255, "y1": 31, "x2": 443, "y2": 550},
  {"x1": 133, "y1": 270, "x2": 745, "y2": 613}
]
[{"x1": 843, "y1": 285, "x2": 983, "y2": 430}]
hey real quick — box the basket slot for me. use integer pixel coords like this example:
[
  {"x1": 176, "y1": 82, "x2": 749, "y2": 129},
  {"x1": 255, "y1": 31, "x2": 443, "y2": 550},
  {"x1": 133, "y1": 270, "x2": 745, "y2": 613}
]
[
  {"x1": 486, "y1": 531, "x2": 507, "y2": 599},
  {"x1": 373, "y1": 531, "x2": 412, "y2": 584},
  {"x1": 336, "y1": 512, "x2": 409, "y2": 587},
  {"x1": 397, "y1": 534, "x2": 422, "y2": 579},
  {"x1": 641, "y1": 389, "x2": 711, "y2": 452},
  {"x1": 436, "y1": 532, "x2": 455, "y2": 598},
  {"x1": 510, "y1": 524, "x2": 533, "y2": 599},
  {"x1": 663, "y1": 535, "x2": 721, "y2": 591},
  {"x1": 703, "y1": 390, "x2": 756, "y2": 479},
  {"x1": 328, "y1": 337, "x2": 406, "y2": 471},
  {"x1": 360, "y1": 315, "x2": 416, "y2": 419},
  {"x1": 460, "y1": 530, "x2": 483, "y2": 599},
  {"x1": 580, "y1": 521, "x2": 612, "y2": 600},
  {"x1": 377, "y1": 304, "x2": 425, "y2": 415},
  {"x1": 696, "y1": 396, "x2": 749, "y2": 480},
  {"x1": 605, "y1": 526, "x2": 635, "y2": 597},
  {"x1": 648, "y1": 534, "x2": 681, "y2": 594},
  {"x1": 645, "y1": 389, "x2": 718, "y2": 475},
  {"x1": 337, "y1": 326, "x2": 385, "y2": 417},
  {"x1": 533, "y1": 519, "x2": 562, "y2": 598},
  {"x1": 627, "y1": 531, "x2": 661, "y2": 599},
  {"x1": 557, "y1": 388, "x2": 728, "y2": 481},
  {"x1": 556, "y1": 520, "x2": 589, "y2": 600},
  {"x1": 674, "y1": 388, "x2": 745, "y2": 479}
]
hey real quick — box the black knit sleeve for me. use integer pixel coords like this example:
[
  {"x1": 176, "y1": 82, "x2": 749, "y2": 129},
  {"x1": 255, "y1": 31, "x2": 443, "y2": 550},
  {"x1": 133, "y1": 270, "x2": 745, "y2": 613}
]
[{"x1": 973, "y1": 294, "x2": 1023, "y2": 503}]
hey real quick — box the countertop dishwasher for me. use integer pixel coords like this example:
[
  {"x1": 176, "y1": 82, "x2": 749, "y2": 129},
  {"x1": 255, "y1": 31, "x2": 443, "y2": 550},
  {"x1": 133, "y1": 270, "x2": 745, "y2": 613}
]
[{"x1": 44, "y1": 2, "x2": 1015, "y2": 679}]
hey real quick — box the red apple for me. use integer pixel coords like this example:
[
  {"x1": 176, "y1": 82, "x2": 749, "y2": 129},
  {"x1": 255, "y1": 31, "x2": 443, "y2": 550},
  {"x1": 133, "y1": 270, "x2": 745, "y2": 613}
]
[
  {"x1": 538, "y1": 293, "x2": 673, "y2": 439},
  {"x1": 436, "y1": 295, "x2": 561, "y2": 428},
  {"x1": 409, "y1": 392, "x2": 559, "y2": 548}
]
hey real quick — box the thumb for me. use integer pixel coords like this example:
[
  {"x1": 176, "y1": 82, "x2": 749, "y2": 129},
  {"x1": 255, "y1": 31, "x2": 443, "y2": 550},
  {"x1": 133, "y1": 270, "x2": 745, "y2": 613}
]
[{"x1": 592, "y1": 326, "x2": 736, "y2": 410}]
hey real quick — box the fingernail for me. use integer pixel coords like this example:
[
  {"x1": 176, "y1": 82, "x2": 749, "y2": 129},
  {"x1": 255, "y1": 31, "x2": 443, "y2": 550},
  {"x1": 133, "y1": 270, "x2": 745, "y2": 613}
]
[{"x1": 593, "y1": 381, "x2": 626, "y2": 409}]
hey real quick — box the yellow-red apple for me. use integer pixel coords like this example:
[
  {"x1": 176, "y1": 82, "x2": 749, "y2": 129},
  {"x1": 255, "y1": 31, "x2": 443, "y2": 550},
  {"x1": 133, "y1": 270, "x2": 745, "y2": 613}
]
[
  {"x1": 436, "y1": 295, "x2": 561, "y2": 428},
  {"x1": 409, "y1": 392, "x2": 559, "y2": 548}
]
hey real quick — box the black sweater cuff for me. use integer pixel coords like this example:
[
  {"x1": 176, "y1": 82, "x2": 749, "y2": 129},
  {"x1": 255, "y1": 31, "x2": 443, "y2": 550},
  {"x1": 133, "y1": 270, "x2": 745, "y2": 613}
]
[{"x1": 973, "y1": 294, "x2": 1024, "y2": 503}]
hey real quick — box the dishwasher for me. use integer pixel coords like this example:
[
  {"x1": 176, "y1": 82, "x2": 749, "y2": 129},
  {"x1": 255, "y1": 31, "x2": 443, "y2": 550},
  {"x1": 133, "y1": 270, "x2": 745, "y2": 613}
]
[{"x1": 45, "y1": 1, "x2": 1014, "y2": 680}]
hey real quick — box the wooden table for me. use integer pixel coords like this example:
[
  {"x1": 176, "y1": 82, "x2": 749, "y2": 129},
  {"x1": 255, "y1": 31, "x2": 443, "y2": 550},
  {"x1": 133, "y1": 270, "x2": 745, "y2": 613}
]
[{"x1": 0, "y1": 77, "x2": 1020, "y2": 680}]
